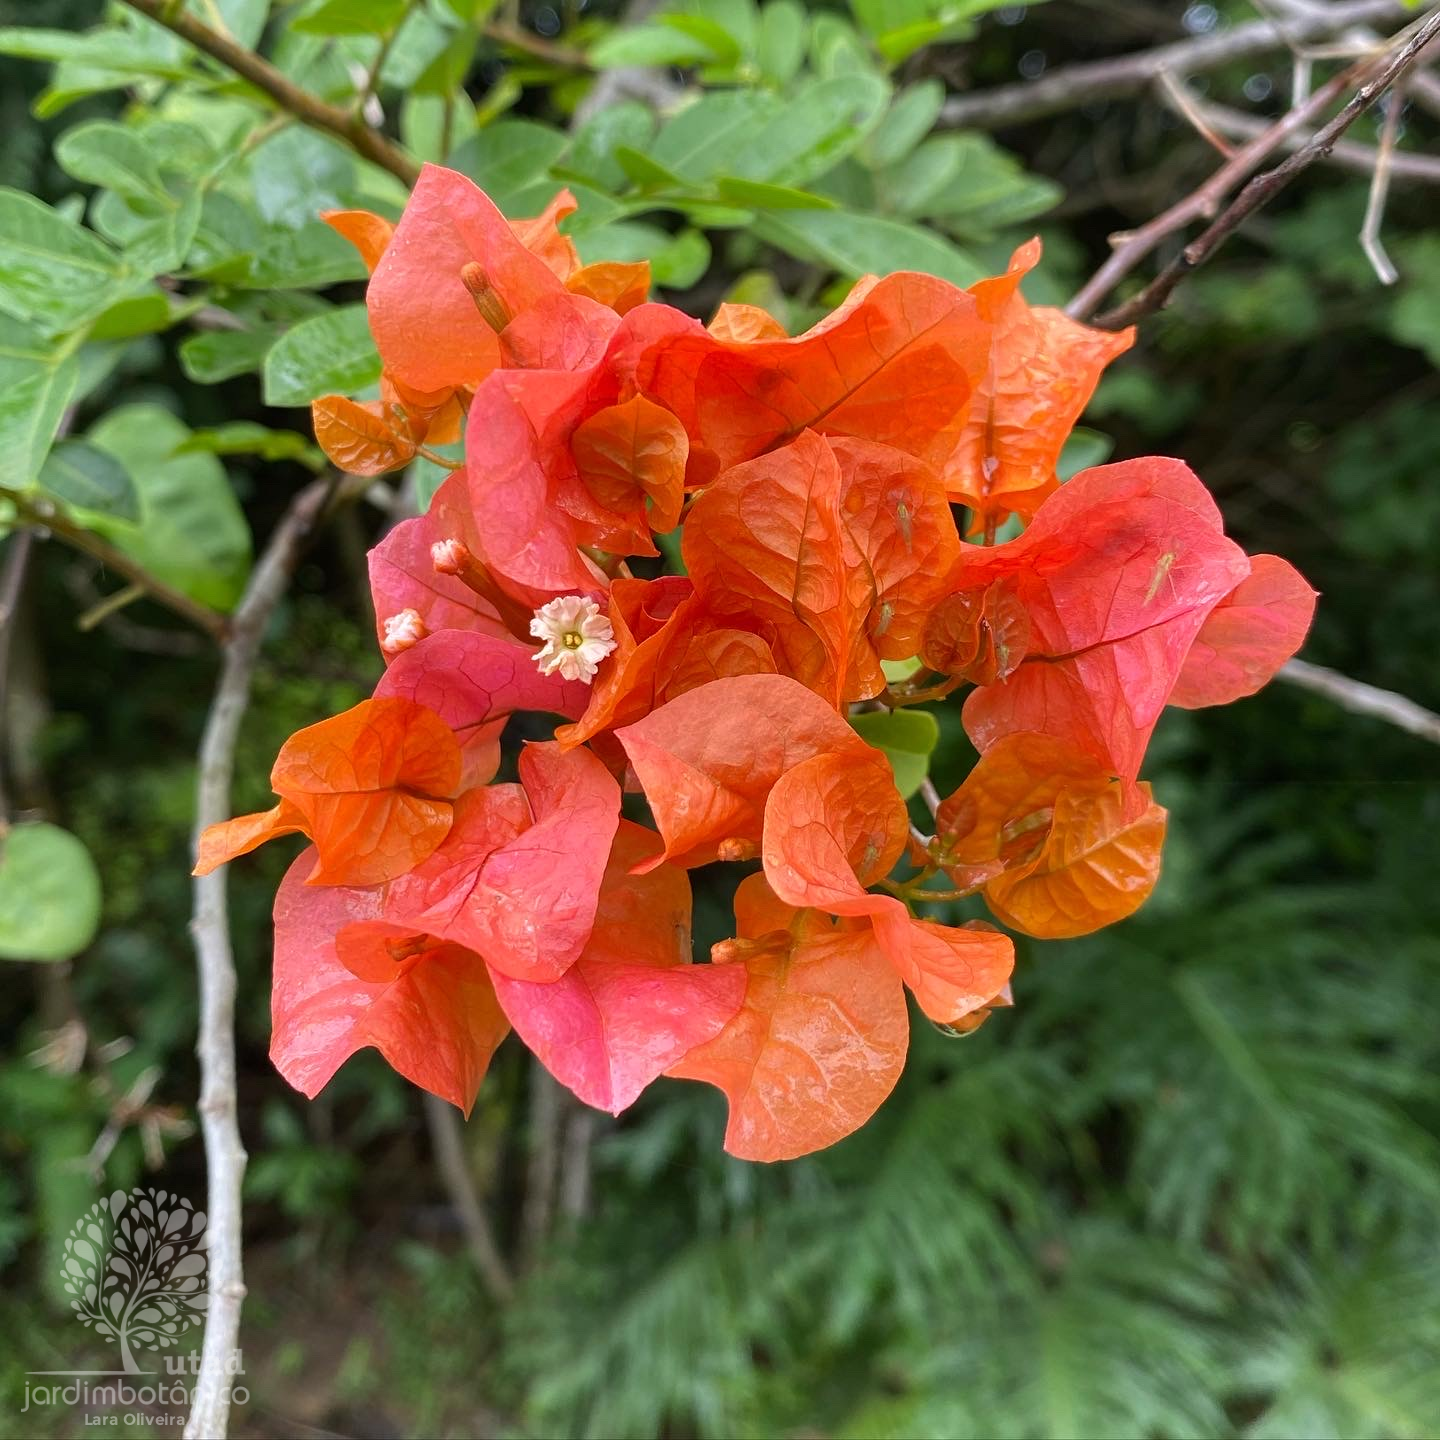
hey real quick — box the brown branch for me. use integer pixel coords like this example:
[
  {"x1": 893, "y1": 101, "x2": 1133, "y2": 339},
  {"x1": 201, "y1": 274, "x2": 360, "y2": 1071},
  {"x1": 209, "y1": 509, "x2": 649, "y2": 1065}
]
[
  {"x1": 185, "y1": 476, "x2": 337, "y2": 1440},
  {"x1": 1196, "y1": 100, "x2": 1440, "y2": 183},
  {"x1": 120, "y1": 0, "x2": 420, "y2": 186},
  {"x1": 1068, "y1": 61, "x2": 1359, "y2": 320},
  {"x1": 1089, "y1": 9, "x2": 1440, "y2": 330},
  {"x1": 422, "y1": 1093, "x2": 515, "y2": 1303},
  {"x1": 1278, "y1": 659, "x2": 1440, "y2": 746},
  {"x1": 937, "y1": 0, "x2": 1413, "y2": 130},
  {"x1": 2, "y1": 485, "x2": 229, "y2": 644}
]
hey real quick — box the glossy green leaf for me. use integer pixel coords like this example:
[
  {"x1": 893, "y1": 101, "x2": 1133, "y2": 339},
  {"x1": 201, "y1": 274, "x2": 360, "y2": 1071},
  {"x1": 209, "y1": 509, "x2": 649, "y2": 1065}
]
[
  {"x1": 263, "y1": 305, "x2": 381, "y2": 407},
  {"x1": 715, "y1": 177, "x2": 835, "y2": 210},
  {"x1": 589, "y1": 25, "x2": 718, "y2": 68},
  {"x1": 401, "y1": 91, "x2": 479, "y2": 166},
  {"x1": 754, "y1": 208, "x2": 983, "y2": 286},
  {"x1": 0, "y1": 324, "x2": 78, "y2": 489},
  {"x1": 0, "y1": 823, "x2": 103, "y2": 963},
  {"x1": 614, "y1": 146, "x2": 687, "y2": 192},
  {"x1": 757, "y1": 0, "x2": 807, "y2": 84},
  {"x1": 849, "y1": 708, "x2": 940, "y2": 799},
  {"x1": 740, "y1": 73, "x2": 891, "y2": 187},
  {"x1": 86, "y1": 404, "x2": 251, "y2": 610},
  {"x1": 567, "y1": 101, "x2": 656, "y2": 193},
  {"x1": 660, "y1": 14, "x2": 743, "y2": 66},
  {"x1": 577, "y1": 221, "x2": 711, "y2": 289},
  {"x1": 0, "y1": 26, "x2": 193, "y2": 81},
  {"x1": 55, "y1": 121, "x2": 170, "y2": 204},
  {"x1": 86, "y1": 290, "x2": 181, "y2": 342},
  {"x1": 241, "y1": 220, "x2": 370, "y2": 289},
  {"x1": 865, "y1": 79, "x2": 944, "y2": 167},
  {"x1": 651, "y1": 91, "x2": 782, "y2": 184},
  {"x1": 123, "y1": 190, "x2": 203, "y2": 277},
  {"x1": 446, "y1": 120, "x2": 568, "y2": 213},
  {"x1": 177, "y1": 422, "x2": 326, "y2": 471},
  {"x1": 36, "y1": 440, "x2": 139, "y2": 521},
  {"x1": 0, "y1": 189, "x2": 128, "y2": 335},
  {"x1": 293, "y1": 0, "x2": 410, "y2": 35},
  {"x1": 179, "y1": 325, "x2": 281, "y2": 384}
]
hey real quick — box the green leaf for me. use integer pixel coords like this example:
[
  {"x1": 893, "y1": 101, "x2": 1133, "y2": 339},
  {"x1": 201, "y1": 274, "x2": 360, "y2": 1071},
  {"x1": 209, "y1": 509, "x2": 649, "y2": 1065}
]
[
  {"x1": 0, "y1": 189, "x2": 128, "y2": 335},
  {"x1": 0, "y1": 823, "x2": 102, "y2": 963},
  {"x1": 739, "y1": 72, "x2": 891, "y2": 187},
  {"x1": 179, "y1": 325, "x2": 281, "y2": 384},
  {"x1": 754, "y1": 208, "x2": 983, "y2": 286},
  {"x1": 714, "y1": 177, "x2": 835, "y2": 210},
  {"x1": 177, "y1": 422, "x2": 326, "y2": 471},
  {"x1": 241, "y1": 220, "x2": 370, "y2": 289},
  {"x1": 415, "y1": 25, "x2": 477, "y2": 96},
  {"x1": 247, "y1": 129, "x2": 359, "y2": 229},
  {"x1": 567, "y1": 101, "x2": 657, "y2": 193},
  {"x1": 0, "y1": 26, "x2": 193, "y2": 81},
  {"x1": 589, "y1": 25, "x2": 718, "y2": 68},
  {"x1": 757, "y1": 0, "x2": 807, "y2": 84},
  {"x1": 55, "y1": 121, "x2": 171, "y2": 205},
  {"x1": 292, "y1": 0, "x2": 410, "y2": 35},
  {"x1": 651, "y1": 91, "x2": 782, "y2": 184},
  {"x1": 36, "y1": 440, "x2": 139, "y2": 522},
  {"x1": 401, "y1": 91, "x2": 479, "y2": 166},
  {"x1": 849, "y1": 708, "x2": 939, "y2": 798},
  {"x1": 446, "y1": 120, "x2": 568, "y2": 213},
  {"x1": 614, "y1": 146, "x2": 688, "y2": 191},
  {"x1": 86, "y1": 289, "x2": 182, "y2": 342},
  {"x1": 123, "y1": 189, "x2": 204, "y2": 276},
  {"x1": 210, "y1": 0, "x2": 270, "y2": 48},
  {"x1": 1057, "y1": 426, "x2": 1114, "y2": 481},
  {"x1": 866, "y1": 79, "x2": 945, "y2": 167},
  {"x1": 659, "y1": 13, "x2": 742, "y2": 65},
  {"x1": 86, "y1": 404, "x2": 252, "y2": 610},
  {"x1": 575, "y1": 222, "x2": 712, "y2": 289},
  {"x1": 0, "y1": 324, "x2": 78, "y2": 489},
  {"x1": 263, "y1": 305, "x2": 381, "y2": 407}
]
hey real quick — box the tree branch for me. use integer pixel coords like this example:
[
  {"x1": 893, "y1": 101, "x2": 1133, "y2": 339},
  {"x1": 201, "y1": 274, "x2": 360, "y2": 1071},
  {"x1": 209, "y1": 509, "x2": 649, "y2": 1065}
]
[
  {"x1": 1192, "y1": 99, "x2": 1440, "y2": 183},
  {"x1": 1088, "y1": 8, "x2": 1440, "y2": 329},
  {"x1": 2, "y1": 485, "x2": 229, "y2": 645},
  {"x1": 1278, "y1": 658, "x2": 1440, "y2": 745},
  {"x1": 185, "y1": 476, "x2": 337, "y2": 1440},
  {"x1": 937, "y1": 0, "x2": 1413, "y2": 130},
  {"x1": 1067, "y1": 60, "x2": 1359, "y2": 321},
  {"x1": 423, "y1": 1093, "x2": 515, "y2": 1303},
  {"x1": 120, "y1": 0, "x2": 420, "y2": 185}
]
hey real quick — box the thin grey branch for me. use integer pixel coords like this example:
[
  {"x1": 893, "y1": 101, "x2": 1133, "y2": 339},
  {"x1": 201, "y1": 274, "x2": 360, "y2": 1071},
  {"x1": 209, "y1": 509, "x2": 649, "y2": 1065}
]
[
  {"x1": 938, "y1": 0, "x2": 1413, "y2": 130},
  {"x1": 1279, "y1": 659, "x2": 1440, "y2": 745}
]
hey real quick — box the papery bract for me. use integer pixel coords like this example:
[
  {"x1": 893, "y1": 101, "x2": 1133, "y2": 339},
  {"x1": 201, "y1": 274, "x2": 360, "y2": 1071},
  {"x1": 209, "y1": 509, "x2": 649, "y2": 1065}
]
[
  {"x1": 616, "y1": 673, "x2": 875, "y2": 868},
  {"x1": 957, "y1": 457, "x2": 1252, "y2": 777},
  {"x1": 667, "y1": 885, "x2": 908, "y2": 1162},
  {"x1": 196, "y1": 697, "x2": 462, "y2": 885},
  {"x1": 270, "y1": 849, "x2": 507, "y2": 1113},
  {"x1": 684, "y1": 430, "x2": 878, "y2": 706},
  {"x1": 947, "y1": 238, "x2": 1135, "y2": 532},
  {"x1": 385, "y1": 742, "x2": 620, "y2": 982},
  {"x1": 375, "y1": 628, "x2": 590, "y2": 785},
  {"x1": 639, "y1": 270, "x2": 991, "y2": 484},
  {"x1": 489, "y1": 821, "x2": 746, "y2": 1113},
  {"x1": 1169, "y1": 554, "x2": 1317, "y2": 708},
  {"x1": 762, "y1": 751, "x2": 1014, "y2": 1024},
  {"x1": 936, "y1": 732, "x2": 1167, "y2": 938}
]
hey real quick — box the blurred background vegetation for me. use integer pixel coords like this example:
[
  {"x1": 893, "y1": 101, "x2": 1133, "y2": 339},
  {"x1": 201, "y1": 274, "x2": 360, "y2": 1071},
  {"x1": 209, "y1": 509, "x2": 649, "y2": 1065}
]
[{"x1": 1, "y1": 0, "x2": 1438, "y2": 1435}]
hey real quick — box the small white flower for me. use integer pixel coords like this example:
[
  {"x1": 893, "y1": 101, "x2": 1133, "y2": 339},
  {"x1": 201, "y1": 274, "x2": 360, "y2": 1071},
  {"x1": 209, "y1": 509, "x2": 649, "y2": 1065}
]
[
  {"x1": 530, "y1": 595, "x2": 616, "y2": 683},
  {"x1": 380, "y1": 608, "x2": 428, "y2": 655}
]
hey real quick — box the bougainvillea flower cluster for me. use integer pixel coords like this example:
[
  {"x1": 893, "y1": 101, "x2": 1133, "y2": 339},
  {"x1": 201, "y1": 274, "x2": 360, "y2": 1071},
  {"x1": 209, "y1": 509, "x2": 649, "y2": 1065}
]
[{"x1": 199, "y1": 166, "x2": 1316, "y2": 1162}]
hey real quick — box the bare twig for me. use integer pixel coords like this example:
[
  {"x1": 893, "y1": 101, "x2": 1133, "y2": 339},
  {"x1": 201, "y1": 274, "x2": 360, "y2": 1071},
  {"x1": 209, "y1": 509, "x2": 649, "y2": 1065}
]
[
  {"x1": 1279, "y1": 658, "x2": 1440, "y2": 745},
  {"x1": 1, "y1": 485, "x2": 228, "y2": 644},
  {"x1": 1198, "y1": 100, "x2": 1440, "y2": 182},
  {"x1": 1359, "y1": 89, "x2": 1404, "y2": 283},
  {"x1": 120, "y1": 0, "x2": 420, "y2": 185},
  {"x1": 937, "y1": 0, "x2": 1412, "y2": 130},
  {"x1": 1157, "y1": 68, "x2": 1236, "y2": 156},
  {"x1": 522, "y1": 1064, "x2": 563, "y2": 1265},
  {"x1": 422, "y1": 1093, "x2": 515, "y2": 1302},
  {"x1": 1069, "y1": 61, "x2": 1358, "y2": 320},
  {"x1": 558, "y1": 1108, "x2": 597, "y2": 1226},
  {"x1": 186, "y1": 477, "x2": 336, "y2": 1440},
  {"x1": 1089, "y1": 8, "x2": 1440, "y2": 329}
]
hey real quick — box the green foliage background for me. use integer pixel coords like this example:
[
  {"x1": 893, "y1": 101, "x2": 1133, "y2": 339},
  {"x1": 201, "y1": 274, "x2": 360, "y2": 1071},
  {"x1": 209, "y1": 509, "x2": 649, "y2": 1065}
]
[{"x1": 1, "y1": 1, "x2": 1438, "y2": 1436}]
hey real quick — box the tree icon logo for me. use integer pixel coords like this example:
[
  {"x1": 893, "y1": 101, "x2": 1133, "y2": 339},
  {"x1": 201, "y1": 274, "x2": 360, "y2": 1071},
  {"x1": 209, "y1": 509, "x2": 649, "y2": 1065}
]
[{"x1": 60, "y1": 1189, "x2": 209, "y2": 1373}]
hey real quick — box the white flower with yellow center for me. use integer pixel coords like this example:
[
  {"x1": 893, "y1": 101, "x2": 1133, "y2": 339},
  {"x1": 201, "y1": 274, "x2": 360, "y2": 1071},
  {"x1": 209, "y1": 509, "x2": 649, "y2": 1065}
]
[{"x1": 530, "y1": 595, "x2": 616, "y2": 683}]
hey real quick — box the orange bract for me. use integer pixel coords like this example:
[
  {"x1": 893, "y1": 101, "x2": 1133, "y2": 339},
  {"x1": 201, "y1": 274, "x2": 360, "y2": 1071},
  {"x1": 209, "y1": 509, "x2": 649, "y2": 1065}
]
[
  {"x1": 946, "y1": 239, "x2": 1135, "y2": 533},
  {"x1": 936, "y1": 732, "x2": 1167, "y2": 938},
  {"x1": 312, "y1": 394, "x2": 418, "y2": 476},
  {"x1": 195, "y1": 697, "x2": 463, "y2": 886}
]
